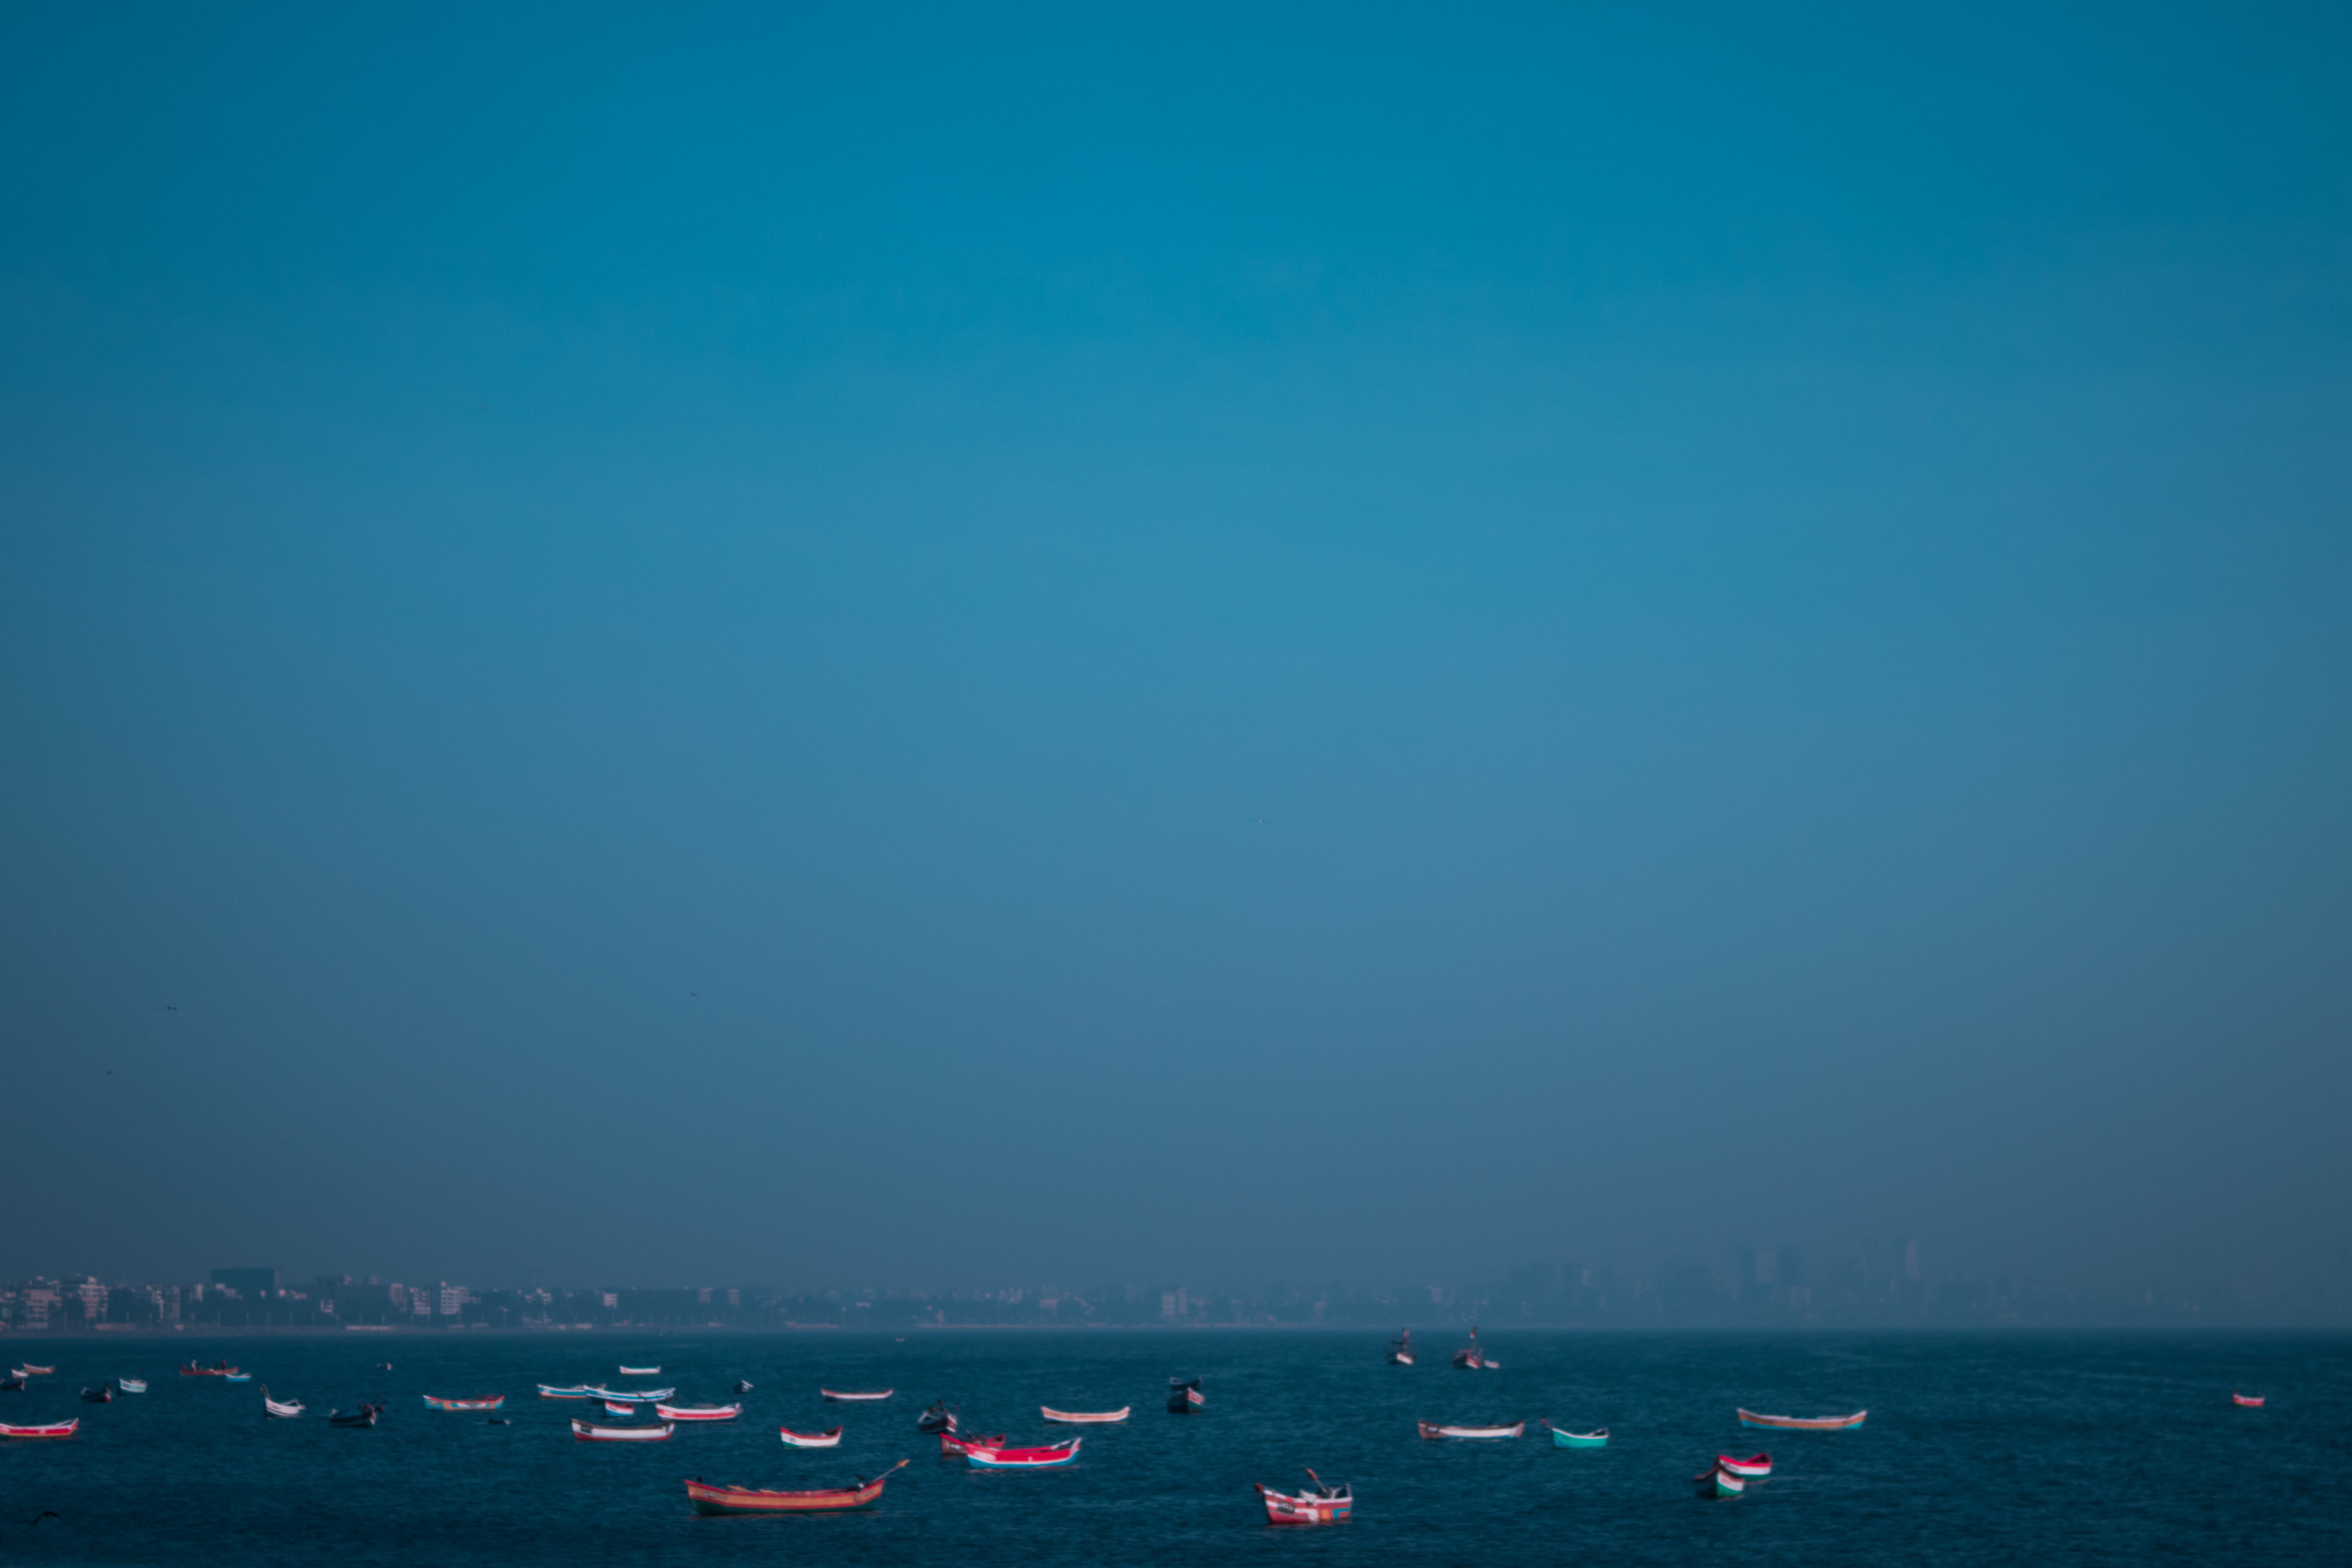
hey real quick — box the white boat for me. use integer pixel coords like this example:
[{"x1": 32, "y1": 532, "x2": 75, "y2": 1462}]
[
  {"x1": 1416, "y1": 1419, "x2": 1523, "y2": 1439},
  {"x1": 263, "y1": 1389, "x2": 305, "y2": 1418},
  {"x1": 618, "y1": 1365, "x2": 661, "y2": 1375},
  {"x1": 654, "y1": 1401, "x2": 742, "y2": 1421},
  {"x1": 588, "y1": 1386, "x2": 675, "y2": 1402},
  {"x1": 1041, "y1": 1405, "x2": 1130, "y2": 1423},
  {"x1": 819, "y1": 1388, "x2": 894, "y2": 1401},
  {"x1": 572, "y1": 1418, "x2": 676, "y2": 1441},
  {"x1": 117, "y1": 1378, "x2": 148, "y2": 1394},
  {"x1": 779, "y1": 1424, "x2": 843, "y2": 1447}
]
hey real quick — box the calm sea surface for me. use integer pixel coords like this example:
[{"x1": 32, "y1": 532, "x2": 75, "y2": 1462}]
[{"x1": 2, "y1": 1330, "x2": 2345, "y2": 1565}]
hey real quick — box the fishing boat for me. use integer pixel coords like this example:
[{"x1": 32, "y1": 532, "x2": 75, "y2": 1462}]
[
  {"x1": 422, "y1": 1394, "x2": 506, "y2": 1412},
  {"x1": 734, "y1": 1379, "x2": 754, "y2": 1394},
  {"x1": 1718, "y1": 1452, "x2": 1771, "y2": 1477},
  {"x1": 1737, "y1": 1408, "x2": 1866, "y2": 1430},
  {"x1": 1451, "y1": 1326, "x2": 1499, "y2": 1370},
  {"x1": 604, "y1": 1401, "x2": 637, "y2": 1416},
  {"x1": 539, "y1": 1384, "x2": 596, "y2": 1399},
  {"x1": 328, "y1": 1403, "x2": 382, "y2": 1428},
  {"x1": 0, "y1": 1376, "x2": 24, "y2": 1392},
  {"x1": 590, "y1": 1387, "x2": 675, "y2": 1403},
  {"x1": 571, "y1": 1418, "x2": 676, "y2": 1441},
  {"x1": 1417, "y1": 1419, "x2": 1524, "y2": 1440},
  {"x1": 1546, "y1": 1423, "x2": 1608, "y2": 1448},
  {"x1": 1697, "y1": 1465, "x2": 1745, "y2": 1499},
  {"x1": 939, "y1": 1430, "x2": 1007, "y2": 1455},
  {"x1": 79, "y1": 1385, "x2": 113, "y2": 1403},
  {"x1": 1387, "y1": 1329, "x2": 1414, "y2": 1366},
  {"x1": 117, "y1": 1378, "x2": 147, "y2": 1394},
  {"x1": 682, "y1": 1461, "x2": 908, "y2": 1515},
  {"x1": 15, "y1": 1364, "x2": 55, "y2": 1376},
  {"x1": 820, "y1": 1388, "x2": 894, "y2": 1401},
  {"x1": 655, "y1": 1401, "x2": 742, "y2": 1422},
  {"x1": 180, "y1": 1361, "x2": 238, "y2": 1377},
  {"x1": 916, "y1": 1400, "x2": 957, "y2": 1434},
  {"x1": 0, "y1": 1419, "x2": 78, "y2": 1439},
  {"x1": 1167, "y1": 1377, "x2": 1204, "y2": 1414},
  {"x1": 2234, "y1": 1392, "x2": 2266, "y2": 1407},
  {"x1": 967, "y1": 1438, "x2": 1082, "y2": 1468},
  {"x1": 779, "y1": 1424, "x2": 845, "y2": 1448},
  {"x1": 1256, "y1": 1469, "x2": 1352, "y2": 1525},
  {"x1": 223, "y1": 1374, "x2": 252, "y2": 1383},
  {"x1": 619, "y1": 1365, "x2": 661, "y2": 1376},
  {"x1": 263, "y1": 1389, "x2": 305, "y2": 1418},
  {"x1": 1041, "y1": 1405, "x2": 1130, "y2": 1424}
]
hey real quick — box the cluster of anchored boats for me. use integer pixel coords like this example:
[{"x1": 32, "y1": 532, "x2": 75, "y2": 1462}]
[{"x1": 0, "y1": 1343, "x2": 2278, "y2": 1520}]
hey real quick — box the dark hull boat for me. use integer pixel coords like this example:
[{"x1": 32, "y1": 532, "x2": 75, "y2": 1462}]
[
  {"x1": 79, "y1": 1387, "x2": 113, "y2": 1404},
  {"x1": 684, "y1": 1461, "x2": 908, "y2": 1514},
  {"x1": 328, "y1": 1403, "x2": 382, "y2": 1428},
  {"x1": 916, "y1": 1401, "x2": 957, "y2": 1434},
  {"x1": 1167, "y1": 1377, "x2": 1203, "y2": 1414},
  {"x1": 1451, "y1": 1326, "x2": 1499, "y2": 1370}
]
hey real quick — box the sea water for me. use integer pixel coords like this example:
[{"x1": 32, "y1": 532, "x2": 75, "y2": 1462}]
[{"x1": 2, "y1": 1330, "x2": 2343, "y2": 1565}]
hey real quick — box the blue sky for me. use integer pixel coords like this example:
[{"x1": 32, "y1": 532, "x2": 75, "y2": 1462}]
[{"x1": 3, "y1": 2, "x2": 2348, "y2": 1296}]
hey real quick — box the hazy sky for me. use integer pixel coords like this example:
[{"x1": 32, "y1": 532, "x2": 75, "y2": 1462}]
[{"x1": 3, "y1": 2, "x2": 2348, "y2": 1298}]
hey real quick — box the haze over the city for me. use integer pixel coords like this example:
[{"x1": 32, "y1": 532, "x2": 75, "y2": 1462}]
[{"x1": 3, "y1": 3, "x2": 2348, "y2": 1315}]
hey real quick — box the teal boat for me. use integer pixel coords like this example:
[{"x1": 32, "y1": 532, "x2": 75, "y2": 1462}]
[{"x1": 1548, "y1": 1423, "x2": 1608, "y2": 1448}]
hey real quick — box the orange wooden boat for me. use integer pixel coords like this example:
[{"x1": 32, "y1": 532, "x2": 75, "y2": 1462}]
[{"x1": 683, "y1": 1460, "x2": 907, "y2": 1514}]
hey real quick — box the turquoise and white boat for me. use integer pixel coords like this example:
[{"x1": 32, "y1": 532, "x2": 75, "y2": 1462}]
[{"x1": 1548, "y1": 1423, "x2": 1607, "y2": 1448}]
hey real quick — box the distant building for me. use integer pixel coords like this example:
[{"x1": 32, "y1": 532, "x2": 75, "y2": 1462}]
[{"x1": 211, "y1": 1267, "x2": 278, "y2": 1300}]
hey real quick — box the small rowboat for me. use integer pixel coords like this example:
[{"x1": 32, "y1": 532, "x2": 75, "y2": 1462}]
[
  {"x1": 604, "y1": 1401, "x2": 636, "y2": 1416},
  {"x1": 15, "y1": 1364, "x2": 56, "y2": 1376},
  {"x1": 328, "y1": 1403, "x2": 381, "y2": 1428},
  {"x1": 80, "y1": 1386, "x2": 113, "y2": 1404},
  {"x1": 655, "y1": 1402, "x2": 742, "y2": 1422},
  {"x1": 780, "y1": 1425, "x2": 844, "y2": 1448},
  {"x1": 422, "y1": 1394, "x2": 506, "y2": 1412},
  {"x1": 1417, "y1": 1420, "x2": 1524, "y2": 1440},
  {"x1": 572, "y1": 1418, "x2": 676, "y2": 1441},
  {"x1": 619, "y1": 1365, "x2": 661, "y2": 1376},
  {"x1": 1258, "y1": 1470, "x2": 1352, "y2": 1525},
  {"x1": 1167, "y1": 1377, "x2": 1204, "y2": 1414},
  {"x1": 1041, "y1": 1405, "x2": 1129, "y2": 1424},
  {"x1": 820, "y1": 1388, "x2": 894, "y2": 1401},
  {"x1": 916, "y1": 1401, "x2": 957, "y2": 1434},
  {"x1": 590, "y1": 1387, "x2": 675, "y2": 1403},
  {"x1": 939, "y1": 1430, "x2": 1007, "y2": 1455},
  {"x1": 0, "y1": 1376, "x2": 22, "y2": 1391},
  {"x1": 1718, "y1": 1452, "x2": 1771, "y2": 1477},
  {"x1": 1737, "y1": 1408, "x2": 1866, "y2": 1430},
  {"x1": 968, "y1": 1438, "x2": 1081, "y2": 1468},
  {"x1": 1450, "y1": 1326, "x2": 1500, "y2": 1370},
  {"x1": 2234, "y1": 1392, "x2": 2266, "y2": 1407},
  {"x1": 223, "y1": 1374, "x2": 252, "y2": 1383},
  {"x1": 1698, "y1": 1465, "x2": 1745, "y2": 1498},
  {"x1": 180, "y1": 1361, "x2": 238, "y2": 1377},
  {"x1": 683, "y1": 1461, "x2": 907, "y2": 1515},
  {"x1": 1547, "y1": 1424, "x2": 1608, "y2": 1448},
  {"x1": 263, "y1": 1390, "x2": 305, "y2": 1418},
  {"x1": 0, "y1": 1419, "x2": 78, "y2": 1439},
  {"x1": 117, "y1": 1378, "x2": 147, "y2": 1394},
  {"x1": 1387, "y1": 1329, "x2": 1414, "y2": 1366},
  {"x1": 539, "y1": 1385, "x2": 596, "y2": 1399}
]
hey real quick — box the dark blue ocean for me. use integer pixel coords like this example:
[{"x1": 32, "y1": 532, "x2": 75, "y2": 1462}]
[{"x1": 2, "y1": 1331, "x2": 2344, "y2": 1564}]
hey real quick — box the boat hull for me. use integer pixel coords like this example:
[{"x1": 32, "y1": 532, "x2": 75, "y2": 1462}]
[
  {"x1": 1699, "y1": 1466, "x2": 1746, "y2": 1498},
  {"x1": 684, "y1": 1475, "x2": 890, "y2": 1514},
  {"x1": 1258, "y1": 1486, "x2": 1352, "y2": 1524},
  {"x1": 780, "y1": 1426, "x2": 844, "y2": 1448},
  {"x1": 1718, "y1": 1452, "x2": 1771, "y2": 1477},
  {"x1": 819, "y1": 1389, "x2": 893, "y2": 1401},
  {"x1": 968, "y1": 1439, "x2": 1082, "y2": 1468},
  {"x1": 1736, "y1": 1408, "x2": 1866, "y2": 1430},
  {"x1": 0, "y1": 1420, "x2": 78, "y2": 1439},
  {"x1": 572, "y1": 1419, "x2": 677, "y2": 1441},
  {"x1": 655, "y1": 1403, "x2": 742, "y2": 1421},
  {"x1": 2233, "y1": 1393, "x2": 2266, "y2": 1407},
  {"x1": 422, "y1": 1395, "x2": 506, "y2": 1411},
  {"x1": 1041, "y1": 1406, "x2": 1129, "y2": 1423},
  {"x1": 1417, "y1": 1420, "x2": 1525, "y2": 1440},
  {"x1": 1549, "y1": 1426, "x2": 1608, "y2": 1448}
]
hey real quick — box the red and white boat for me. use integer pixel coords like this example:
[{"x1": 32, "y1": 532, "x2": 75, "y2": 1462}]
[
  {"x1": 655, "y1": 1401, "x2": 741, "y2": 1422},
  {"x1": 13, "y1": 1364, "x2": 56, "y2": 1377},
  {"x1": 2233, "y1": 1392, "x2": 2266, "y2": 1407},
  {"x1": 780, "y1": 1424, "x2": 844, "y2": 1448},
  {"x1": 1041, "y1": 1405, "x2": 1129, "y2": 1424},
  {"x1": 1718, "y1": 1452, "x2": 1771, "y2": 1477},
  {"x1": 1737, "y1": 1408, "x2": 1866, "y2": 1430},
  {"x1": 1450, "y1": 1326, "x2": 1500, "y2": 1370},
  {"x1": 683, "y1": 1462, "x2": 907, "y2": 1514},
  {"x1": 422, "y1": 1394, "x2": 505, "y2": 1412},
  {"x1": 819, "y1": 1388, "x2": 893, "y2": 1401},
  {"x1": 967, "y1": 1438, "x2": 1082, "y2": 1468},
  {"x1": 572, "y1": 1418, "x2": 676, "y2": 1441},
  {"x1": 1417, "y1": 1419, "x2": 1524, "y2": 1440},
  {"x1": 180, "y1": 1361, "x2": 238, "y2": 1377},
  {"x1": 0, "y1": 1419, "x2": 78, "y2": 1439},
  {"x1": 1257, "y1": 1470, "x2": 1352, "y2": 1524},
  {"x1": 604, "y1": 1401, "x2": 636, "y2": 1416},
  {"x1": 939, "y1": 1430, "x2": 1007, "y2": 1455},
  {"x1": 1698, "y1": 1465, "x2": 1745, "y2": 1498}
]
